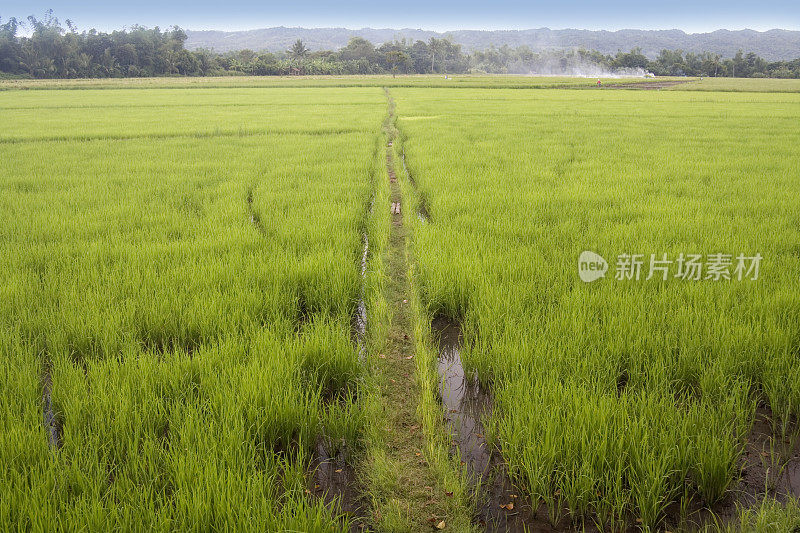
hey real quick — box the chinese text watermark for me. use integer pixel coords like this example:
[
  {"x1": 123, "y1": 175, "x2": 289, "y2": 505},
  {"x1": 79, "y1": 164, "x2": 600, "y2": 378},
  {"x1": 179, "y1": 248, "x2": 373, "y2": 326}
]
[{"x1": 579, "y1": 251, "x2": 762, "y2": 283}]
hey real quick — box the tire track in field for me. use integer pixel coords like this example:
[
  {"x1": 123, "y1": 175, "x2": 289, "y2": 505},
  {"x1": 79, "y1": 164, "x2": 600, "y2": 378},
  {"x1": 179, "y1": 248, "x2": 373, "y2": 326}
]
[
  {"x1": 353, "y1": 195, "x2": 372, "y2": 362},
  {"x1": 41, "y1": 365, "x2": 61, "y2": 449},
  {"x1": 399, "y1": 148, "x2": 430, "y2": 222},
  {"x1": 308, "y1": 135, "x2": 375, "y2": 531},
  {"x1": 244, "y1": 155, "x2": 372, "y2": 529}
]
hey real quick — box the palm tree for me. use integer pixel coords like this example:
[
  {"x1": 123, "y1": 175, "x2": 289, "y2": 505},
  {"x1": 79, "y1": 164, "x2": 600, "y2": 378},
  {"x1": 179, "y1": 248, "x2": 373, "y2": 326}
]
[{"x1": 288, "y1": 39, "x2": 309, "y2": 60}]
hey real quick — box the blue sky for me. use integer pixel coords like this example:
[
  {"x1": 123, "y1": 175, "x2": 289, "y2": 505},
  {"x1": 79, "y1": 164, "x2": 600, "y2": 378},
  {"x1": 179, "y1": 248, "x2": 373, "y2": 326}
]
[{"x1": 2, "y1": 0, "x2": 798, "y2": 33}]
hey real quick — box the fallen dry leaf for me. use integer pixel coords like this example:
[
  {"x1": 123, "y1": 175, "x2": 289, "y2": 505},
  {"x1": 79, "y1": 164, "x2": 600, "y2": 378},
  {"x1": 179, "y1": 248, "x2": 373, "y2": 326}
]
[
  {"x1": 415, "y1": 452, "x2": 421, "y2": 457},
  {"x1": 435, "y1": 520, "x2": 446, "y2": 530},
  {"x1": 335, "y1": 469, "x2": 342, "y2": 473}
]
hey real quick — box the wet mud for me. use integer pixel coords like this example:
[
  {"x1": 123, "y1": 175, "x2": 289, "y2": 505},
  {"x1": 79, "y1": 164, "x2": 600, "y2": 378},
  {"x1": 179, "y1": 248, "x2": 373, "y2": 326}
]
[
  {"x1": 310, "y1": 437, "x2": 368, "y2": 531},
  {"x1": 42, "y1": 369, "x2": 61, "y2": 449},
  {"x1": 245, "y1": 188, "x2": 266, "y2": 235},
  {"x1": 417, "y1": 199, "x2": 430, "y2": 222},
  {"x1": 351, "y1": 195, "x2": 372, "y2": 361},
  {"x1": 433, "y1": 316, "x2": 491, "y2": 479},
  {"x1": 665, "y1": 406, "x2": 800, "y2": 530},
  {"x1": 351, "y1": 230, "x2": 368, "y2": 357}
]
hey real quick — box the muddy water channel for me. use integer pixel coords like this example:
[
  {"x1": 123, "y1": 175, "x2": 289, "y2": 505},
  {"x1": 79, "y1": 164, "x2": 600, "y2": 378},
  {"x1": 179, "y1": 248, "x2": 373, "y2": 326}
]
[
  {"x1": 310, "y1": 436, "x2": 365, "y2": 530},
  {"x1": 432, "y1": 317, "x2": 541, "y2": 531},
  {"x1": 433, "y1": 316, "x2": 491, "y2": 478},
  {"x1": 352, "y1": 227, "x2": 369, "y2": 361}
]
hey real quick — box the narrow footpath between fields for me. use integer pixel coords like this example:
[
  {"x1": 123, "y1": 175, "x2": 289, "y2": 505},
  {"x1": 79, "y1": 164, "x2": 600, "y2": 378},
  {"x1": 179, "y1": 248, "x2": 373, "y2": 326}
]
[{"x1": 360, "y1": 90, "x2": 475, "y2": 532}]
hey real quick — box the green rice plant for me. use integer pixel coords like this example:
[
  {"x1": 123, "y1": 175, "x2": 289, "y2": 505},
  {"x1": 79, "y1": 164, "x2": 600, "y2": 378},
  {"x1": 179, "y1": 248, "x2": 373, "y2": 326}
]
[{"x1": 716, "y1": 497, "x2": 800, "y2": 532}]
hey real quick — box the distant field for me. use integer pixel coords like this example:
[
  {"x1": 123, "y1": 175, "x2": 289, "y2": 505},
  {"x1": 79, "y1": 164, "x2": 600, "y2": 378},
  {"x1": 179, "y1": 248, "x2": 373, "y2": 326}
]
[
  {"x1": 6, "y1": 74, "x2": 800, "y2": 93},
  {"x1": 669, "y1": 77, "x2": 800, "y2": 92},
  {"x1": 0, "y1": 74, "x2": 692, "y2": 91},
  {"x1": 1, "y1": 76, "x2": 798, "y2": 531}
]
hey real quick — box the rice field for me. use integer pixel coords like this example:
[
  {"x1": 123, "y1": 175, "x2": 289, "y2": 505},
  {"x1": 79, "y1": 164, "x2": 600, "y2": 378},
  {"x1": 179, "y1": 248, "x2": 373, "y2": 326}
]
[
  {"x1": 394, "y1": 86, "x2": 800, "y2": 529},
  {"x1": 1, "y1": 77, "x2": 799, "y2": 532},
  {"x1": 0, "y1": 86, "x2": 383, "y2": 529}
]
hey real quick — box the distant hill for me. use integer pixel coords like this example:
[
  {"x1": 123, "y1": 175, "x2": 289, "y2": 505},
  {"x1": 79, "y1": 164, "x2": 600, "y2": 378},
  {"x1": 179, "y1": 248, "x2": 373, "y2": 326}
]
[{"x1": 184, "y1": 27, "x2": 800, "y2": 60}]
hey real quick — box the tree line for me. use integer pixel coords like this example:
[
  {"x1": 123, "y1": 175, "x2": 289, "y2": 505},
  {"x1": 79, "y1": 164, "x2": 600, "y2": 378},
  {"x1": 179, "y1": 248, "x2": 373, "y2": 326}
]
[{"x1": 2, "y1": 11, "x2": 799, "y2": 79}]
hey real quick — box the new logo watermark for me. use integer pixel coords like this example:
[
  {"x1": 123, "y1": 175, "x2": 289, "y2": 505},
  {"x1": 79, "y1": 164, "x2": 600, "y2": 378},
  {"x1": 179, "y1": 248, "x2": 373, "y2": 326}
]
[
  {"x1": 578, "y1": 251, "x2": 609, "y2": 282},
  {"x1": 579, "y1": 251, "x2": 762, "y2": 283}
]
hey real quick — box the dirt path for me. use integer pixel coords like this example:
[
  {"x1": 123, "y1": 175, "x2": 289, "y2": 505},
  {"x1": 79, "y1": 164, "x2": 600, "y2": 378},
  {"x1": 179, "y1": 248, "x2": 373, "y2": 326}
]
[{"x1": 365, "y1": 92, "x2": 459, "y2": 532}]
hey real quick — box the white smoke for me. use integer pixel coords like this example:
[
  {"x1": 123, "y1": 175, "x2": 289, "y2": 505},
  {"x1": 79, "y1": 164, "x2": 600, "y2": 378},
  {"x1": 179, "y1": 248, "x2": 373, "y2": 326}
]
[
  {"x1": 470, "y1": 49, "x2": 654, "y2": 78},
  {"x1": 506, "y1": 58, "x2": 651, "y2": 78}
]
